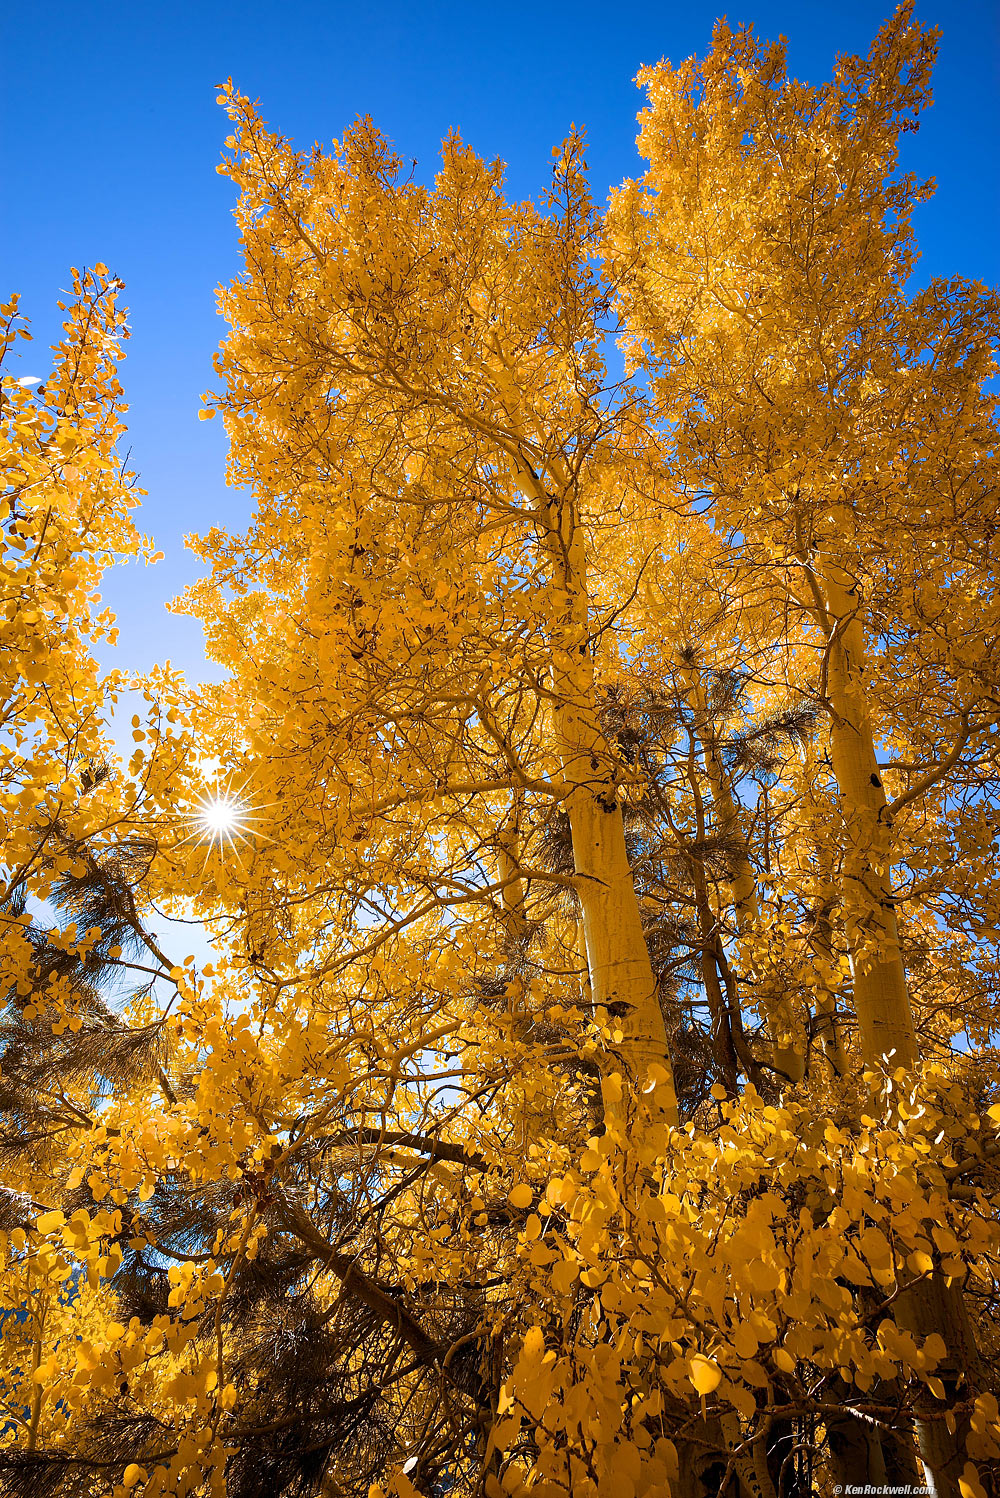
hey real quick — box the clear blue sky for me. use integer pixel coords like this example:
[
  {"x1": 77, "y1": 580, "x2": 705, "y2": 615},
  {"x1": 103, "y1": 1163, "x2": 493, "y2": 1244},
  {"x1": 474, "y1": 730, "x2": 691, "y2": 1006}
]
[{"x1": 2, "y1": 0, "x2": 997, "y2": 683}]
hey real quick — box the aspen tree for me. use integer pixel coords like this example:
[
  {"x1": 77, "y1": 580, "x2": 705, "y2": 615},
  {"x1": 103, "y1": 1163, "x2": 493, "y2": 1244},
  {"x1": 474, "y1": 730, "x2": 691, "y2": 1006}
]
[
  {"x1": 4, "y1": 15, "x2": 1000, "y2": 1498},
  {"x1": 187, "y1": 105, "x2": 679, "y2": 1135},
  {"x1": 606, "y1": 8, "x2": 1000, "y2": 1491}
]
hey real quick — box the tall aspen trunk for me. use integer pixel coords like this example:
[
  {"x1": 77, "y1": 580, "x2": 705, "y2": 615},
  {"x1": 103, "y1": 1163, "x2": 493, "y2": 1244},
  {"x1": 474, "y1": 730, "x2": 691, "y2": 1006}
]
[
  {"x1": 812, "y1": 533, "x2": 978, "y2": 1496},
  {"x1": 895, "y1": 1272, "x2": 986, "y2": 1498},
  {"x1": 818, "y1": 552, "x2": 916, "y2": 1070},
  {"x1": 562, "y1": 772, "x2": 679, "y2": 1130},
  {"x1": 543, "y1": 498, "x2": 678, "y2": 1132}
]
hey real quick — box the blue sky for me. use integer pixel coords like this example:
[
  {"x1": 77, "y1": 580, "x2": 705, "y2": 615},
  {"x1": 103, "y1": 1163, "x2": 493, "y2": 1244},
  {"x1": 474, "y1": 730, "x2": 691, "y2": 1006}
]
[{"x1": 2, "y1": 0, "x2": 997, "y2": 683}]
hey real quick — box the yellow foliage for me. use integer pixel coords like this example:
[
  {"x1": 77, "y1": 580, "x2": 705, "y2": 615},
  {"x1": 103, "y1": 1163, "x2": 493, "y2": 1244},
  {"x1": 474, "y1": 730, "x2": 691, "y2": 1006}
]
[{"x1": 2, "y1": 12, "x2": 999, "y2": 1498}]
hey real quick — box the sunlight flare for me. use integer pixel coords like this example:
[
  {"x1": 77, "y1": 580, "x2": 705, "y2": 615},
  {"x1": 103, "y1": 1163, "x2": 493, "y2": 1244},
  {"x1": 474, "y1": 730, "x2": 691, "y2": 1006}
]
[
  {"x1": 177, "y1": 775, "x2": 268, "y2": 871},
  {"x1": 196, "y1": 791, "x2": 251, "y2": 844}
]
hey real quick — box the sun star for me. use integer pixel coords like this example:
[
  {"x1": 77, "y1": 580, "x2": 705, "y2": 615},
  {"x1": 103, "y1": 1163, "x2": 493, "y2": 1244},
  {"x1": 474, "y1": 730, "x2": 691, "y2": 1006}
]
[
  {"x1": 195, "y1": 792, "x2": 251, "y2": 846},
  {"x1": 179, "y1": 779, "x2": 269, "y2": 872}
]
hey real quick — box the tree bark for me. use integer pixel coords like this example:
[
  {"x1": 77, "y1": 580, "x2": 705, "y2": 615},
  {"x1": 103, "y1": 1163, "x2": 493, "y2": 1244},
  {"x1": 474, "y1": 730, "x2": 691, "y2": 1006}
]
[
  {"x1": 812, "y1": 532, "x2": 979, "y2": 1495},
  {"x1": 818, "y1": 550, "x2": 916, "y2": 1071},
  {"x1": 895, "y1": 1272, "x2": 986, "y2": 1498},
  {"x1": 543, "y1": 495, "x2": 678, "y2": 1133}
]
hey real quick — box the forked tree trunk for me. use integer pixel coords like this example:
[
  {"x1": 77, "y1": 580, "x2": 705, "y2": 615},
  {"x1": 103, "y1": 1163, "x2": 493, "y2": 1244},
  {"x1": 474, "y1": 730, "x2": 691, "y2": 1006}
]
[
  {"x1": 826, "y1": 1373, "x2": 890, "y2": 1488},
  {"x1": 818, "y1": 553, "x2": 917, "y2": 1071},
  {"x1": 543, "y1": 497, "x2": 678, "y2": 1133}
]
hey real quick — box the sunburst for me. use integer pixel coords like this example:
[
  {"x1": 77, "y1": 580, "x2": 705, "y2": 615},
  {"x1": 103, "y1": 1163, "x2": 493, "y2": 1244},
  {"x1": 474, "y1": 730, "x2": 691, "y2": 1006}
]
[
  {"x1": 195, "y1": 790, "x2": 254, "y2": 848},
  {"x1": 178, "y1": 772, "x2": 269, "y2": 872}
]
